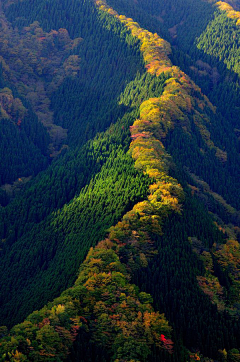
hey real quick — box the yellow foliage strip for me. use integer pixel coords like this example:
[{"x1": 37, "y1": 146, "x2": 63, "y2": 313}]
[
  {"x1": 216, "y1": 1, "x2": 240, "y2": 25},
  {"x1": 134, "y1": 75, "x2": 226, "y2": 162},
  {"x1": 95, "y1": 0, "x2": 228, "y2": 162},
  {"x1": 129, "y1": 76, "x2": 219, "y2": 220},
  {"x1": 94, "y1": 0, "x2": 213, "y2": 114},
  {"x1": 132, "y1": 72, "x2": 225, "y2": 161},
  {"x1": 118, "y1": 16, "x2": 172, "y2": 74},
  {"x1": 95, "y1": 0, "x2": 172, "y2": 73},
  {"x1": 130, "y1": 119, "x2": 184, "y2": 217}
]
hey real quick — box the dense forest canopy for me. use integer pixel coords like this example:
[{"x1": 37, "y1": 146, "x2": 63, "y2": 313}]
[{"x1": 0, "y1": 0, "x2": 240, "y2": 361}]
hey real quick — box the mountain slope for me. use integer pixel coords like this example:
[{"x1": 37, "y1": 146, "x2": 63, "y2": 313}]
[{"x1": 0, "y1": 0, "x2": 240, "y2": 361}]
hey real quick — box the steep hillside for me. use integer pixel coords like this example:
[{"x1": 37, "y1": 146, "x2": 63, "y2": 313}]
[
  {"x1": 0, "y1": 0, "x2": 240, "y2": 361},
  {"x1": 0, "y1": 68, "x2": 50, "y2": 191},
  {"x1": 0, "y1": 0, "x2": 150, "y2": 329},
  {"x1": 0, "y1": 0, "x2": 144, "y2": 190}
]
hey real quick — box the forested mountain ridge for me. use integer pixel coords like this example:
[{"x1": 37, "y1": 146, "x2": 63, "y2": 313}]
[
  {"x1": 0, "y1": 0, "x2": 240, "y2": 360},
  {"x1": 0, "y1": 2, "x2": 184, "y2": 359},
  {"x1": 0, "y1": 0, "x2": 149, "y2": 330},
  {"x1": 97, "y1": 0, "x2": 240, "y2": 317}
]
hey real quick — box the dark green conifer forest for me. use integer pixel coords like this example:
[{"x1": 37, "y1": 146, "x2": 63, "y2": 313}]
[{"x1": 0, "y1": 0, "x2": 240, "y2": 361}]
